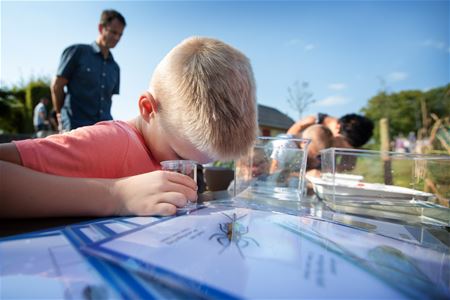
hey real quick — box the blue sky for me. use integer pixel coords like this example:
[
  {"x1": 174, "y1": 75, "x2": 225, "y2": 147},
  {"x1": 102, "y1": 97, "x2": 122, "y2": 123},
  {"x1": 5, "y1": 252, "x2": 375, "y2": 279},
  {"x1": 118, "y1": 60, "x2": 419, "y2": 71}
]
[{"x1": 1, "y1": 0, "x2": 449, "y2": 122}]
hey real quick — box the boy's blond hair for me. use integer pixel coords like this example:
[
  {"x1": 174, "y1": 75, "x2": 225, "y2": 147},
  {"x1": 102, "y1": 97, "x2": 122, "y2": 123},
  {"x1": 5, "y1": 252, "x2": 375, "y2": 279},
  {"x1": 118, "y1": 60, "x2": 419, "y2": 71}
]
[{"x1": 150, "y1": 36, "x2": 258, "y2": 160}]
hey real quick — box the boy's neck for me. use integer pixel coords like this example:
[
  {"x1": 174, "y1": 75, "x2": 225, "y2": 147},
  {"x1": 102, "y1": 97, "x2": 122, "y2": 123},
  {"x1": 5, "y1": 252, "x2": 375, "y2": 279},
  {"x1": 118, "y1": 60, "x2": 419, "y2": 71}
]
[
  {"x1": 127, "y1": 117, "x2": 151, "y2": 148},
  {"x1": 126, "y1": 117, "x2": 139, "y2": 131}
]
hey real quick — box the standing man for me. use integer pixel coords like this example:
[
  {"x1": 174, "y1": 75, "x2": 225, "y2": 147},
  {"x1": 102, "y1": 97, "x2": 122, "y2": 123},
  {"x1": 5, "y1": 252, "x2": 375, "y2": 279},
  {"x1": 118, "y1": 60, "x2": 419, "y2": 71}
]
[{"x1": 51, "y1": 9, "x2": 126, "y2": 131}]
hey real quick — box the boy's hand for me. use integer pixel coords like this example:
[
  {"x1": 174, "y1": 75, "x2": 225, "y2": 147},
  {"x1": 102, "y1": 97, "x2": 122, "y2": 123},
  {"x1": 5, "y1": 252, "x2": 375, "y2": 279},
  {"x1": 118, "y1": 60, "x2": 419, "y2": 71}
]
[{"x1": 113, "y1": 171, "x2": 198, "y2": 216}]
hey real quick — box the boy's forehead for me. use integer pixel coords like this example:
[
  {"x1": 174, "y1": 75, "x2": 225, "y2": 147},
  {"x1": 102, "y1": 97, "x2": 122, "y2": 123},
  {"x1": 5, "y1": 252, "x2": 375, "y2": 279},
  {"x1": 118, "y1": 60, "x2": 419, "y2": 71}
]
[
  {"x1": 194, "y1": 152, "x2": 215, "y2": 165},
  {"x1": 170, "y1": 135, "x2": 215, "y2": 164},
  {"x1": 183, "y1": 149, "x2": 215, "y2": 165}
]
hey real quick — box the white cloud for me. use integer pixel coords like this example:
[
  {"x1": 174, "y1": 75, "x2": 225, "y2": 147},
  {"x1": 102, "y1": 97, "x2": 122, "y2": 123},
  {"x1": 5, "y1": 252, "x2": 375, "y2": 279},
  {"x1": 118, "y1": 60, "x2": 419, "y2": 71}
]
[
  {"x1": 422, "y1": 39, "x2": 447, "y2": 50},
  {"x1": 285, "y1": 39, "x2": 302, "y2": 47},
  {"x1": 304, "y1": 44, "x2": 316, "y2": 51},
  {"x1": 387, "y1": 72, "x2": 408, "y2": 82},
  {"x1": 317, "y1": 95, "x2": 349, "y2": 106},
  {"x1": 328, "y1": 83, "x2": 347, "y2": 91},
  {"x1": 285, "y1": 39, "x2": 316, "y2": 51}
]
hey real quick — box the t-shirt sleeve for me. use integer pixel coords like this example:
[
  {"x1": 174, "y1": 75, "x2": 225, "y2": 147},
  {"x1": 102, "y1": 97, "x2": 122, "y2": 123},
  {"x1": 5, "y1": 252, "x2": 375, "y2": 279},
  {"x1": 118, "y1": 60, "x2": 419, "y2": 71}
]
[
  {"x1": 56, "y1": 45, "x2": 80, "y2": 80},
  {"x1": 13, "y1": 123, "x2": 130, "y2": 178}
]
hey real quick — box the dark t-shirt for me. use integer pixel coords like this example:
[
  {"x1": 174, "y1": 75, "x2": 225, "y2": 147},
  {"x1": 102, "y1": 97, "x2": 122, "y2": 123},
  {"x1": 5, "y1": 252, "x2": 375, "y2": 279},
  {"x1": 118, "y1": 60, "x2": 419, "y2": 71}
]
[
  {"x1": 317, "y1": 113, "x2": 328, "y2": 125},
  {"x1": 57, "y1": 42, "x2": 120, "y2": 130}
]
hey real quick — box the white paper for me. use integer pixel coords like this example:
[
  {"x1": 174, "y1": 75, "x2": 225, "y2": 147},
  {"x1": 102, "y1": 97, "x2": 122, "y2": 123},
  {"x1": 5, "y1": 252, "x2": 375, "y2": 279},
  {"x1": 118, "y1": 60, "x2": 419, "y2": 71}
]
[
  {"x1": 121, "y1": 216, "x2": 160, "y2": 226},
  {"x1": 85, "y1": 207, "x2": 445, "y2": 299},
  {"x1": 0, "y1": 232, "x2": 118, "y2": 299},
  {"x1": 329, "y1": 212, "x2": 419, "y2": 242},
  {"x1": 103, "y1": 222, "x2": 135, "y2": 233},
  {"x1": 275, "y1": 215, "x2": 450, "y2": 299},
  {"x1": 80, "y1": 226, "x2": 106, "y2": 242}
]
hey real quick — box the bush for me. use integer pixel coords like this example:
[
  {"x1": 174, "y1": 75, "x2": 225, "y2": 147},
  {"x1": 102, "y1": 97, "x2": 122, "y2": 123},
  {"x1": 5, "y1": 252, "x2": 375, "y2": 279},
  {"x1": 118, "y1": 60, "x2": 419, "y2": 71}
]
[
  {"x1": 0, "y1": 90, "x2": 26, "y2": 133},
  {"x1": 23, "y1": 81, "x2": 51, "y2": 132},
  {"x1": 0, "y1": 78, "x2": 51, "y2": 133}
]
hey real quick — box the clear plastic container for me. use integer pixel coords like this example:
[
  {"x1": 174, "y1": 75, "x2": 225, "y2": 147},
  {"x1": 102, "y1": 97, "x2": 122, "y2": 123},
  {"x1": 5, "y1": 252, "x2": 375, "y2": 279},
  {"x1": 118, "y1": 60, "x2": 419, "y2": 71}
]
[
  {"x1": 232, "y1": 136, "x2": 311, "y2": 204},
  {"x1": 312, "y1": 148, "x2": 450, "y2": 226},
  {"x1": 161, "y1": 160, "x2": 197, "y2": 212}
]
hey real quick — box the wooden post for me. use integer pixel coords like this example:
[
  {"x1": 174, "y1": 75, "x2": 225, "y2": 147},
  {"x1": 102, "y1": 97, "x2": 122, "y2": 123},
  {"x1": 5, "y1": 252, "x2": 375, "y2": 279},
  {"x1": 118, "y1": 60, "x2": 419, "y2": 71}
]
[
  {"x1": 420, "y1": 97, "x2": 429, "y2": 132},
  {"x1": 380, "y1": 118, "x2": 393, "y2": 185}
]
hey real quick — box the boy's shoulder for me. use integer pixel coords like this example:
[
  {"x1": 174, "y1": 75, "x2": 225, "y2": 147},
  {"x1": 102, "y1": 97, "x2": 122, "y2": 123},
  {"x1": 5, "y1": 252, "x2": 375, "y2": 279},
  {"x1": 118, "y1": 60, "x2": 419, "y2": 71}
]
[
  {"x1": 77, "y1": 120, "x2": 134, "y2": 136},
  {"x1": 85, "y1": 121, "x2": 145, "y2": 146},
  {"x1": 48, "y1": 121, "x2": 132, "y2": 143}
]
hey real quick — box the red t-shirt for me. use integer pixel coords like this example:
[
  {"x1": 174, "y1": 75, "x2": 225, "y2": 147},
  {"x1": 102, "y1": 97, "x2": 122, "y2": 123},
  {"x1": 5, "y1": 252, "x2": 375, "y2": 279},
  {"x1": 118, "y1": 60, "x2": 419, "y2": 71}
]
[{"x1": 13, "y1": 121, "x2": 160, "y2": 178}]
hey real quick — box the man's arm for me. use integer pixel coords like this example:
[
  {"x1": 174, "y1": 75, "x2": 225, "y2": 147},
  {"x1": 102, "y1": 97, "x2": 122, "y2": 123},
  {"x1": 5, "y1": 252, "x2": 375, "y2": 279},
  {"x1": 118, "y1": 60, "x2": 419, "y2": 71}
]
[
  {"x1": 0, "y1": 161, "x2": 198, "y2": 218},
  {"x1": 0, "y1": 143, "x2": 21, "y2": 165},
  {"x1": 51, "y1": 76, "x2": 68, "y2": 126}
]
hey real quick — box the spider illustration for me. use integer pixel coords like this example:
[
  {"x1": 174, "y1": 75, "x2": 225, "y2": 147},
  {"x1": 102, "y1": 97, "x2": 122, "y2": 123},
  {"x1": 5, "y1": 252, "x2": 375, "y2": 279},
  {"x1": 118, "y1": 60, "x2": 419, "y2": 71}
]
[{"x1": 209, "y1": 213, "x2": 259, "y2": 258}]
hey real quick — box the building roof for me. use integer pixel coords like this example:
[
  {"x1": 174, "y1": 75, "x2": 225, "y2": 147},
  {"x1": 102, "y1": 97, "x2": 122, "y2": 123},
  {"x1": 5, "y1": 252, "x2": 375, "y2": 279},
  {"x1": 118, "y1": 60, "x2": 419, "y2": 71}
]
[{"x1": 258, "y1": 104, "x2": 295, "y2": 130}]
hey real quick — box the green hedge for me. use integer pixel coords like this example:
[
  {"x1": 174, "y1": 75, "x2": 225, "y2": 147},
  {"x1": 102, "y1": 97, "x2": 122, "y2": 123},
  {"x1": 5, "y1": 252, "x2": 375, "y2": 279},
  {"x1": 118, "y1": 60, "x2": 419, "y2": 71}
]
[
  {"x1": 0, "y1": 79, "x2": 51, "y2": 134},
  {"x1": 0, "y1": 93, "x2": 26, "y2": 133},
  {"x1": 24, "y1": 81, "x2": 51, "y2": 132}
]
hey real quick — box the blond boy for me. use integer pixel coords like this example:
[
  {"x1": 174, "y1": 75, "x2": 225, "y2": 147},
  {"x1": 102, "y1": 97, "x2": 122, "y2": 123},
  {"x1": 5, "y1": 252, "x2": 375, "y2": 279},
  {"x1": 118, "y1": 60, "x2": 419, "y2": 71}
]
[
  {"x1": 302, "y1": 124, "x2": 333, "y2": 170},
  {"x1": 0, "y1": 37, "x2": 257, "y2": 218}
]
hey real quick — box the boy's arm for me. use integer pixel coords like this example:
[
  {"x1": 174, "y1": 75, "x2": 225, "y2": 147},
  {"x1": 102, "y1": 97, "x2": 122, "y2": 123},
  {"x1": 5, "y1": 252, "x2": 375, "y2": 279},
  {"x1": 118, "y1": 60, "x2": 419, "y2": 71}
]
[
  {"x1": 0, "y1": 161, "x2": 198, "y2": 218},
  {"x1": 0, "y1": 143, "x2": 22, "y2": 165},
  {"x1": 286, "y1": 115, "x2": 317, "y2": 136}
]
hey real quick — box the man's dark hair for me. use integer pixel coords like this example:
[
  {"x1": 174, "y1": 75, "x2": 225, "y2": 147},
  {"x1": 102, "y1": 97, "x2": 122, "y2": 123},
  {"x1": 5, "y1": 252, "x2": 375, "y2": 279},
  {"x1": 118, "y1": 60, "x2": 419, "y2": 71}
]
[
  {"x1": 338, "y1": 114, "x2": 374, "y2": 148},
  {"x1": 100, "y1": 9, "x2": 126, "y2": 27}
]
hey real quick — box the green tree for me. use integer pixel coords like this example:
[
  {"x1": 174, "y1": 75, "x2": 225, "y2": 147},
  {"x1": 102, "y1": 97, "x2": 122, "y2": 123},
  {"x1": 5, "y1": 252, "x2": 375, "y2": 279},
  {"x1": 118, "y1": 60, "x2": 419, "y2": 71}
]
[
  {"x1": 361, "y1": 84, "x2": 450, "y2": 147},
  {"x1": 23, "y1": 80, "x2": 52, "y2": 132},
  {"x1": 424, "y1": 85, "x2": 450, "y2": 119},
  {"x1": 0, "y1": 90, "x2": 26, "y2": 133},
  {"x1": 0, "y1": 77, "x2": 51, "y2": 134}
]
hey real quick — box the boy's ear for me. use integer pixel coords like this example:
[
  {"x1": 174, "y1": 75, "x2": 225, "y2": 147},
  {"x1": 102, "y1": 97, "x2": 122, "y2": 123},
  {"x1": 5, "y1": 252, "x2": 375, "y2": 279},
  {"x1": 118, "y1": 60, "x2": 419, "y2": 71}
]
[{"x1": 138, "y1": 92, "x2": 158, "y2": 121}]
